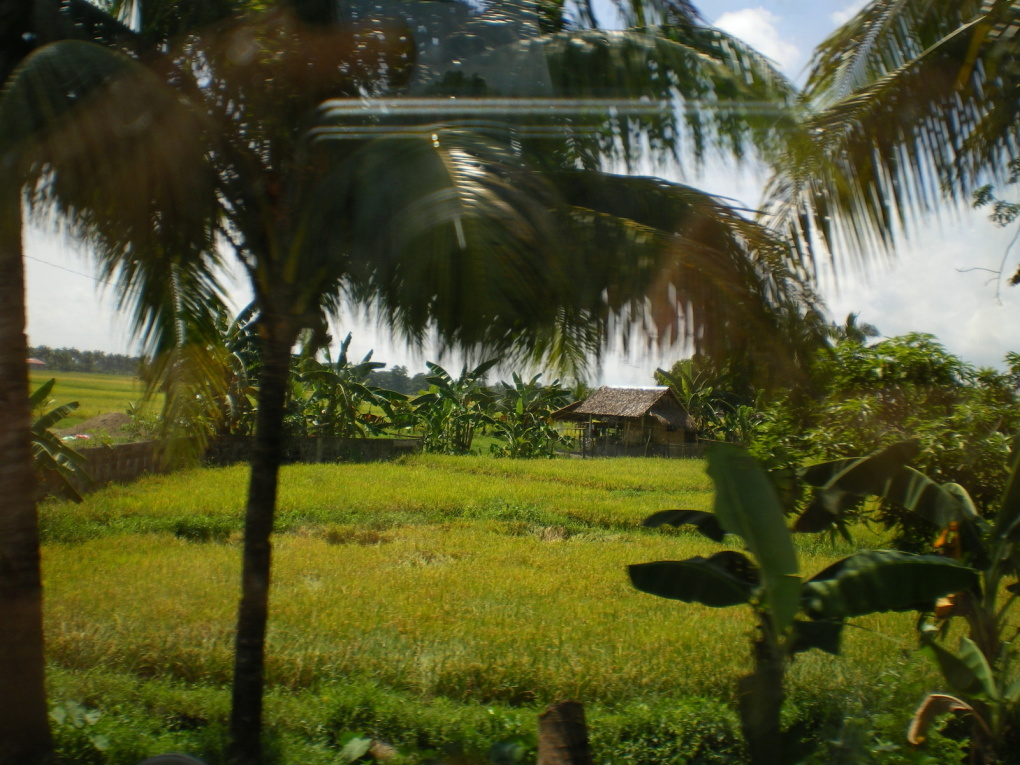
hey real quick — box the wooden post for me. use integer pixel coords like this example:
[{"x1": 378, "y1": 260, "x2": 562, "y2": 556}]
[{"x1": 537, "y1": 701, "x2": 593, "y2": 765}]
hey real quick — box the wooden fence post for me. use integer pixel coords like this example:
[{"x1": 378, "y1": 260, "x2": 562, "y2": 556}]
[{"x1": 537, "y1": 701, "x2": 593, "y2": 765}]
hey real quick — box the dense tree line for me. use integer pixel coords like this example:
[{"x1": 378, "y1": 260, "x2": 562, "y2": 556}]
[
  {"x1": 28, "y1": 346, "x2": 142, "y2": 376},
  {"x1": 364, "y1": 365, "x2": 430, "y2": 396}
]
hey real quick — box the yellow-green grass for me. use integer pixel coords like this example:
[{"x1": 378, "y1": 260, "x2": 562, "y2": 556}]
[
  {"x1": 29, "y1": 370, "x2": 159, "y2": 428},
  {"x1": 44, "y1": 527, "x2": 939, "y2": 705},
  {"x1": 39, "y1": 456, "x2": 956, "y2": 762},
  {"x1": 39, "y1": 456, "x2": 714, "y2": 542}
]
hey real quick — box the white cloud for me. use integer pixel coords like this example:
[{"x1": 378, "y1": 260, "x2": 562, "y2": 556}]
[
  {"x1": 831, "y1": 1, "x2": 868, "y2": 26},
  {"x1": 713, "y1": 7, "x2": 801, "y2": 77},
  {"x1": 821, "y1": 209, "x2": 1020, "y2": 369}
]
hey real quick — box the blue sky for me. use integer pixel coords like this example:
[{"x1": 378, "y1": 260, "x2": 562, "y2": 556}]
[{"x1": 24, "y1": 1, "x2": 1020, "y2": 384}]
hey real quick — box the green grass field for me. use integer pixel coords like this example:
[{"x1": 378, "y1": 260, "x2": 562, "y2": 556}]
[
  {"x1": 29, "y1": 370, "x2": 158, "y2": 429},
  {"x1": 38, "y1": 455, "x2": 964, "y2": 764}
]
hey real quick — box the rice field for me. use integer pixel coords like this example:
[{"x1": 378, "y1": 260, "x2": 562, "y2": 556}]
[
  {"x1": 29, "y1": 370, "x2": 158, "y2": 428},
  {"x1": 38, "y1": 455, "x2": 959, "y2": 764}
]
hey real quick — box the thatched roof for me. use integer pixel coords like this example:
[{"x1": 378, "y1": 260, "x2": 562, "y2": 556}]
[{"x1": 554, "y1": 386, "x2": 696, "y2": 430}]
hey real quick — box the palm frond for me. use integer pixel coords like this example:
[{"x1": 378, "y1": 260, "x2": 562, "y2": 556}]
[
  {"x1": 806, "y1": 0, "x2": 987, "y2": 104},
  {"x1": 549, "y1": 170, "x2": 823, "y2": 379},
  {"x1": 767, "y1": 0, "x2": 1020, "y2": 266},
  {"x1": 296, "y1": 128, "x2": 569, "y2": 351},
  {"x1": 404, "y1": 24, "x2": 797, "y2": 170},
  {"x1": 3, "y1": 40, "x2": 227, "y2": 357}
]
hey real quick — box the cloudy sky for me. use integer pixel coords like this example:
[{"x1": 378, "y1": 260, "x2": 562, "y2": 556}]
[{"x1": 24, "y1": 0, "x2": 1020, "y2": 384}]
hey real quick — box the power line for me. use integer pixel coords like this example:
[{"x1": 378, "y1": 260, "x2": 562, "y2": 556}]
[{"x1": 24, "y1": 255, "x2": 116, "y2": 287}]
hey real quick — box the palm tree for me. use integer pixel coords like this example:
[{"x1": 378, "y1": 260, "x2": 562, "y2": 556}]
[
  {"x1": 763, "y1": 0, "x2": 1020, "y2": 267},
  {"x1": 827, "y1": 312, "x2": 880, "y2": 346},
  {"x1": 0, "y1": 3, "x2": 137, "y2": 762},
  {"x1": 2, "y1": 2, "x2": 819, "y2": 762}
]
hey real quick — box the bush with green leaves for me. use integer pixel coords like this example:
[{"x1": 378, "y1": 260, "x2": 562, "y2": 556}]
[
  {"x1": 412, "y1": 360, "x2": 498, "y2": 454},
  {"x1": 629, "y1": 444, "x2": 977, "y2": 765},
  {"x1": 750, "y1": 333, "x2": 1020, "y2": 544},
  {"x1": 288, "y1": 333, "x2": 407, "y2": 439}
]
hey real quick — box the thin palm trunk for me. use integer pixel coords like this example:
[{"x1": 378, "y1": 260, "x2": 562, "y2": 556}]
[
  {"x1": 0, "y1": 181, "x2": 54, "y2": 765},
  {"x1": 228, "y1": 323, "x2": 295, "y2": 765}
]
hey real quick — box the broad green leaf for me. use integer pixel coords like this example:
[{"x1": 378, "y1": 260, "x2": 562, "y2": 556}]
[
  {"x1": 707, "y1": 444, "x2": 800, "y2": 633},
  {"x1": 793, "y1": 489, "x2": 862, "y2": 533},
  {"x1": 29, "y1": 378, "x2": 56, "y2": 409},
  {"x1": 1004, "y1": 678, "x2": 1020, "y2": 704},
  {"x1": 802, "y1": 551, "x2": 977, "y2": 619},
  {"x1": 800, "y1": 441, "x2": 919, "y2": 490},
  {"x1": 629, "y1": 554, "x2": 756, "y2": 608},
  {"x1": 33, "y1": 401, "x2": 80, "y2": 433},
  {"x1": 338, "y1": 733, "x2": 374, "y2": 763},
  {"x1": 641, "y1": 509, "x2": 726, "y2": 542},
  {"x1": 924, "y1": 638, "x2": 998, "y2": 701},
  {"x1": 805, "y1": 444, "x2": 975, "y2": 530}
]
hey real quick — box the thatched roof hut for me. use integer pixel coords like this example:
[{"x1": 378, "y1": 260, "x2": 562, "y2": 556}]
[
  {"x1": 554, "y1": 386, "x2": 697, "y2": 456},
  {"x1": 554, "y1": 386, "x2": 695, "y2": 429}
]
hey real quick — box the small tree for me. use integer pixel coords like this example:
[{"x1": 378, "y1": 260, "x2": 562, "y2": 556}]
[
  {"x1": 30, "y1": 378, "x2": 89, "y2": 501},
  {"x1": 291, "y1": 333, "x2": 406, "y2": 438}
]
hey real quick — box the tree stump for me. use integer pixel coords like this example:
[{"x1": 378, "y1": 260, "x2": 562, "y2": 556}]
[{"x1": 537, "y1": 701, "x2": 593, "y2": 765}]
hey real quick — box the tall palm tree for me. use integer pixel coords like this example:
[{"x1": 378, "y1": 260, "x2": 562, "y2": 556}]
[
  {"x1": 0, "y1": 3, "x2": 137, "y2": 762},
  {"x1": 763, "y1": 0, "x2": 1020, "y2": 269},
  {"x1": 3, "y1": 1, "x2": 818, "y2": 762}
]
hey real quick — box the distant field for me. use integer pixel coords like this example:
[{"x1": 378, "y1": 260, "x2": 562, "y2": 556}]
[
  {"x1": 39, "y1": 455, "x2": 957, "y2": 764},
  {"x1": 29, "y1": 371, "x2": 160, "y2": 429}
]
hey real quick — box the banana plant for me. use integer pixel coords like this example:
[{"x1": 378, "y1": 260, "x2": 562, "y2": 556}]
[
  {"x1": 292, "y1": 333, "x2": 406, "y2": 438},
  {"x1": 798, "y1": 442, "x2": 1020, "y2": 764},
  {"x1": 31, "y1": 379, "x2": 90, "y2": 501},
  {"x1": 489, "y1": 372, "x2": 573, "y2": 458},
  {"x1": 412, "y1": 359, "x2": 499, "y2": 454},
  {"x1": 629, "y1": 444, "x2": 978, "y2": 765}
]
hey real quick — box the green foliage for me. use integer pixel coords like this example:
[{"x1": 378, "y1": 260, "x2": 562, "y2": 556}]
[
  {"x1": 797, "y1": 443, "x2": 1020, "y2": 762},
  {"x1": 50, "y1": 700, "x2": 110, "y2": 765},
  {"x1": 655, "y1": 354, "x2": 761, "y2": 442},
  {"x1": 413, "y1": 360, "x2": 499, "y2": 454},
  {"x1": 287, "y1": 333, "x2": 407, "y2": 439},
  {"x1": 29, "y1": 346, "x2": 142, "y2": 376},
  {"x1": 750, "y1": 333, "x2": 1020, "y2": 546},
  {"x1": 31, "y1": 378, "x2": 90, "y2": 501},
  {"x1": 630, "y1": 444, "x2": 976, "y2": 764},
  {"x1": 489, "y1": 373, "x2": 573, "y2": 459}
]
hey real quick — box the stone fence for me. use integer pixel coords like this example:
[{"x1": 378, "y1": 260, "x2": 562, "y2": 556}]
[{"x1": 58, "y1": 435, "x2": 419, "y2": 497}]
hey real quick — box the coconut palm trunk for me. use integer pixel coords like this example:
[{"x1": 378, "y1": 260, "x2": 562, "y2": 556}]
[
  {"x1": 0, "y1": 4, "x2": 65, "y2": 761},
  {"x1": 228, "y1": 320, "x2": 298, "y2": 765},
  {"x1": 0, "y1": 181, "x2": 53, "y2": 765}
]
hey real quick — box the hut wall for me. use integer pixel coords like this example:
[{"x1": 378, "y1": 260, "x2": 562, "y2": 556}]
[{"x1": 621, "y1": 419, "x2": 645, "y2": 445}]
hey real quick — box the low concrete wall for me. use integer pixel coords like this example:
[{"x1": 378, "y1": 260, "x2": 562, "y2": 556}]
[
  {"x1": 59, "y1": 435, "x2": 420, "y2": 497},
  {"x1": 204, "y1": 435, "x2": 420, "y2": 466}
]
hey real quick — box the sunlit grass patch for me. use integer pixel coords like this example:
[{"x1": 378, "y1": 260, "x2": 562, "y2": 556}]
[
  {"x1": 40, "y1": 458, "x2": 710, "y2": 543},
  {"x1": 30, "y1": 370, "x2": 159, "y2": 426}
]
